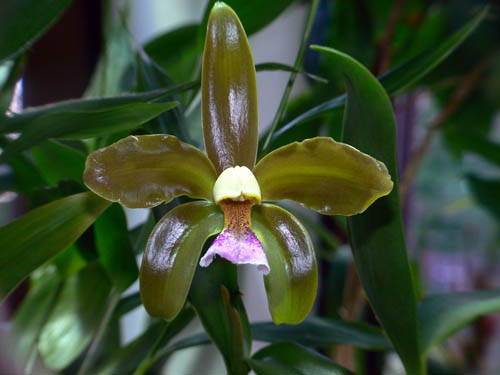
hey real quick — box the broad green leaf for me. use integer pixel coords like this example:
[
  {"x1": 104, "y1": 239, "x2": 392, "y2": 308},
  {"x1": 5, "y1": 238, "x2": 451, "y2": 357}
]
[
  {"x1": 252, "y1": 204, "x2": 317, "y2": 324},
  {"x1": 419, "y1": 289, "x2": 500, "y2": 353},
  {"x1": 140, "y1": 201, "x2": 223, "y2": 320},
  {"x1": 202, "y1": 2, "x2": 258, "y2": 174},
  {"x1": 136, "y1": 51, "x2": 190, "y2": 142},
  {"x1": 271, "y1": 8, "x2": 488, "y2": 143},
  {"x1": 0, "y1": 101, "x2": 178, "y2": 162},
  {"x1": 7, "y1": 269, "x2": 61, "y2": 372},
  {"x1": 0, "y1": 192, "x2": 110, "y2": 300},
  {"x1": 38, "y1": 262, "x2": 111, "y2": 370},
  {"x1": 254, "y1": 137, "x2": 393, "y2": 215},
  {"x1": 94, "y1": 203, "x2": 138, "y2": 292},
  {"x1": 467, "y1": 175, "x2": 500, "y2": 220},
  {"x1": 0, "y1": 0, "x2": 73, "y2": 62},
  {"x1": 313, "y1": 46, "x2": 422, "y2": 375},
  {"x1": 84, "y1": 135, "x2": 217, "y2": 208},
  {"x1": 189, "y1": 257, "x2": 251, "y2": 375},
  {"x1": 1, "y1": 82, "x2": 197, "y2": 134},
  {"x1": 51, "y1": 244, "x2": 87, "y2": 279},
  {"x1": 31, "y1": 140, "x2": 86, "y2": 185},
  {"x1": 249, "y1": 342, "x2": 354, "y2": 375},
  {"x1": 144, "y1": 24, "x2": 200, "y2": 85},
  {"x1": 251, "y1": 317, "x2": 391, "y2": 351}
]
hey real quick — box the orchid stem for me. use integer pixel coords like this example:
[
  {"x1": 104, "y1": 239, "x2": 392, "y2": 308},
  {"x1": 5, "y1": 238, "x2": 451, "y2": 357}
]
[{"x1": 261, "y1": 0, "x2": 320, "y2": 153}]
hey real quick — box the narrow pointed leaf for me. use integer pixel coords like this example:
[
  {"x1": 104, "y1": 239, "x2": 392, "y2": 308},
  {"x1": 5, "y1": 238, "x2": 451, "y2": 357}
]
[
  {"x1": 249, "y1": 342, "x2": 354, "y2": 375},
  {"x1": 252, "y1": 204, "x2": 317, "y2": 324},
  {"x1": 0, "y1": 192, "x2": 110, "y2": 301},
  {"x1": 84, "y1": 135, "x2": 217, "y2": 208},
  {"x1": 0, "y1": 101, "x2": 178, "y2": 162},
  {"x1": 94, "y1": 203, "x2": 138, "y2": 292},
  {"x1": 313, "y1": 46, "x2": 422, "y2": 375},
  {"x1": 1, "y1": 83, "x2": 197, "y2": 134},
  {"x1": 140, "y1": 201, "x2": 223, "y2": 320},
  {"x1": 202, "y1": 2, "x2": 258, "y2": 173},
  {"x1": 251, "y1": 317, "x2": 391, "y2": 351},
  {"x1": 271, "y1": 7, "x2": 487, "y2": 142},
  {"x1": 419, "y1": 289, "x2": 500, "y2": 354},
  {"x1": 0, "y1": 0, "x2": 73, "y2": 62},
  {"x1": 38, "y1": 263, "x2": 111, "y2": 370},
  {"x1": 254, "y1": 137, "x2": 393, "y2": 215}
]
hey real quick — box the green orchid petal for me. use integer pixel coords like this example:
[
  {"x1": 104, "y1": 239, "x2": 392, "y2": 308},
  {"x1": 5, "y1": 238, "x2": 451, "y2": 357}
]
[
  {"x1": 202, "y1": 2, "x2": 258, "y2": 174},
  {"x1": 139, "y1": 201, "x2": 223, "y2": 320},
  {"x1": 252, "y1": 204, "x2": 317, "y2": 324},
  {"x1": 253, "y1": 137, "x2": 393, "y2": 216},
  {"x1": 84, "y1": 135, "x2": 217, "y2": 208}
]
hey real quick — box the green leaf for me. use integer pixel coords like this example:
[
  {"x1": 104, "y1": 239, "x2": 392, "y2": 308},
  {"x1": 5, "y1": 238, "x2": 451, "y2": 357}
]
[
  {"x1": 312, "y1": 46, "x2": 422, "y2": 375},
  {"x1": 254, "y1": 137, "x2": 393, "y2": 215},
  {"x1": 136, "y1": 51, "x2": 190, "y2": 142},
  {"x1": 31, "y1": 140, "x2": 86, "y2": 185},
  {"x1": 189, "y1": 257, "x2": 251, "y2": 375},
  {"x1": 84, "y1": 135, "x2": 217, "y2": 208},
  {"x1": 94, "y1": 203, "x2": 138, "y2": 292},
  {"x1": 38, "y1": 262, "x2": 112, "y2": 370},
  {"x1": 272, "y1": 7, "x2": 488, "y2": 143},
  {"x1": 1, "y1": 82, "x2": 197, "y2": 134},
  {"x1": 0, "y1": 101, "x2": 178, "y2": 162},
  {"x1": 419, "y1": 289, "x2": 500, "y2": 354},
  {"x1": 0, "y1": 0, "x2": 73, "y2": 62},
  {"x1": 0, "y1": 192, "x2": 110, "y2": 300},
  {"x1": 144, "y1": 24, "x2": 200, "y2": 85},
  {"x1": 252, "y1": 204, "x2": 317, "y2": 324},
  {"x1": 249, "y1": 342, "x2": 354, "y2": 375},
  {"x1": 7, "y1": 269, "x2": 61, "y2": 372},
  {"x1": 446, "y1": 129, "x2": 500, "y2": 166},
  {"x1": 51, "y1": 244, "x2": 88, "y2": 279},
  {"x1": 140, "y1": 201, "x2": 223, "y2": 320},
  {"x1": 202, "y1": 2, "x2": 258, "y2": 174},
  {"x1": 466, "y1": 175, "x2": 500, "y2": 220},
  {"x1": 251, "y1": 317, "x2": 391, "y2": 351}
]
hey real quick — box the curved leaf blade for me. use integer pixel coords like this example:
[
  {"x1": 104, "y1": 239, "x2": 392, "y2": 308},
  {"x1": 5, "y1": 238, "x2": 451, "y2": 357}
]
[
  {"x1": 251, "y1": 317, "x2": 391, "y2": 351},
  {"x1": 84, "y1": 135, "x2": 217, "y2": 208},
  {"x1": 254, "y1": 137, "x2": 393, "y2": 216},
  {"x1": 0, "y1": 101, "x2": 178, "y2": 162},
  {"x1": 0, "y1": 0, "x2": 73, "y2": 62},
  {"x1": 419, "y1": 289, "x2": 500, "y2": 354},
  {"x1": 271, "y1": 7, "x2": 488, "y2": 142},
  {"x1": 0, "y1": 192, "x2": 110, "y2": 301},
  {"x1": 252, "y1": 204, "x2": 317, "y2": 325},
  {"x1": 38, "y1": 263, "x2": 111, "y2": 370},
  {"x1": 312, "y1": 46, "x2": 422, "y2": 375},
  {"x1": 249, "y1": 342, "x2": 354, "y2": 375},
  {"x1": 140, "y1": 201, "x2": 223, "y2": 320}
]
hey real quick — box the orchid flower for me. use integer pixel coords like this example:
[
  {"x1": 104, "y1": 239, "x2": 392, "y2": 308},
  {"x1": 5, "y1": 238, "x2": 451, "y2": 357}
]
[{"x1": 83, "y1": 2, "x2": 393, "y2": 324}]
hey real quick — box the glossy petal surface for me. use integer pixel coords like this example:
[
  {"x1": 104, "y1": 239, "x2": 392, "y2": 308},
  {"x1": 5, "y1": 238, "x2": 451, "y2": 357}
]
[
  {"x1": 84, "y1": 135, "x2": 217, "y2": 208},
  {"x1": 252, "y1": 204, "x2": 317, "y2": 324},
  {"x1": 140, "y1": 201, "x2": 223, "y2": 320},
  {"x1": 254, "y1": 137, "x2": 393, "y2": 215},
  {"x1": 202, "y1": 2, "x2": 258, "y2": 173}
]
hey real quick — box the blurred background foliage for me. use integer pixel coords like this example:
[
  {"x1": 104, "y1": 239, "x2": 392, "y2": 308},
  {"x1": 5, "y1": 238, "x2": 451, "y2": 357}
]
[{"x1": 0, "y1": 0, "x2": 499, "y2": 374}]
